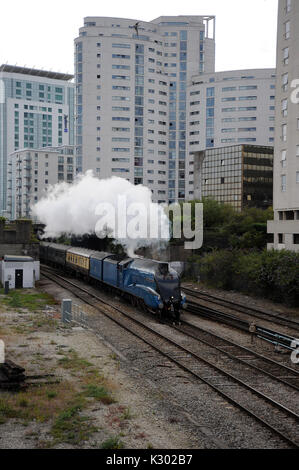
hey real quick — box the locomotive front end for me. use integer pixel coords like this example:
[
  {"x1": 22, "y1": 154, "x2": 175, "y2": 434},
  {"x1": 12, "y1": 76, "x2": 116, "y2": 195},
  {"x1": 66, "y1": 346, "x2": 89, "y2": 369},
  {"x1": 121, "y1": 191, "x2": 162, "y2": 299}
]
[{"x1": 155, "y1": 263, "x2": 185, "y2": 322}]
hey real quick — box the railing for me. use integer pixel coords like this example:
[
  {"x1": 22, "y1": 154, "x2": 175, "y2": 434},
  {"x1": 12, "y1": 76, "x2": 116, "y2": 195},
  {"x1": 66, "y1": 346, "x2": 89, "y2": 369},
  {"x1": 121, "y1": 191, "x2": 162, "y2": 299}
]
[{"x1": 61, "y1": 299, "x2": 94, "y2": 328}]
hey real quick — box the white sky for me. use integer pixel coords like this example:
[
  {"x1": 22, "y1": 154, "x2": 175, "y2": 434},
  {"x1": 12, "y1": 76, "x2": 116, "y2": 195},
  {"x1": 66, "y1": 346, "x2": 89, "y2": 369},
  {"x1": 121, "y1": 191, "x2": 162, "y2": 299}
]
[{"x1": 0, "y1": 0, "x2": 278, "y2": 75}]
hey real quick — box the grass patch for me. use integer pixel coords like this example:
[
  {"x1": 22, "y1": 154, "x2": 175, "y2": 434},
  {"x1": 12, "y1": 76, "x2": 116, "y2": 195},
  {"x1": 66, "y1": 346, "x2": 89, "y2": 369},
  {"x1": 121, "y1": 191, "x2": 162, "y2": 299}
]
[
  {"x1": 57, "y1": 350, "x2": 118, "y2": 406},
  {"x1": 57, "y1": 350, "x2": 93, "y2": 372},
  {"x1": 82, "y1": 384, "x2": 115, "y2": 405},
  {"x1": 10, "y1": 313, "x2": 58, "y2": 334},
  {"x1": 0, "y1": 398, "x2": 20, "y2": 424},
  {"x1": 0, "y1": 289, "x2": 56, "y2": 312},
  {"x1": 120, "y1": 407, "x2": 132, "y2": 421},
  {"x1": 0, "y1": 344, "x2": 117, "y2": 447},
  {"x1": 0, "y1": 382, "x2": 79, "y2": 425},
  {"x1": 100, "y1": 436, "x2": 124, "y2": 449},
  {"x1": 0, "y1": 325, "x2": 8, "y2": 335},
  {"x1": 0, "y1": 373, "x2": 109, "y2": 446},
  {"x1": 50, "y1": 401, "x2": 97, "y2": 446}
]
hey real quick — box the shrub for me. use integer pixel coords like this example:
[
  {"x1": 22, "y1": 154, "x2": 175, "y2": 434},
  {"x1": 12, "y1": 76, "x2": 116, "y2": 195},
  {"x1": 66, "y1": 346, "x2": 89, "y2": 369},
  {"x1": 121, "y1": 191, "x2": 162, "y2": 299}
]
[
  {"x1": 197, "y1": 249, "x2": 238, "y2": 290},
  {"x1": 191, "y1": 249, "x2": 299, "y2": 307},
  {"x1": 257, "y1": 250, "x2": 299, "y2": 305},
  {"x1": 233, "y1": 250, "x2": 262, "y2": 294}
]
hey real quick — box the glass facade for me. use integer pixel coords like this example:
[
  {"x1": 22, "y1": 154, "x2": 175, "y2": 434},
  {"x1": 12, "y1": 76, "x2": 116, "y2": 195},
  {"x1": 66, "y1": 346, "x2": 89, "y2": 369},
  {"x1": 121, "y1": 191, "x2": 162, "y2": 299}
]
[{"x1": 202, "y1": 145, "x2": 273, "y2": 211}]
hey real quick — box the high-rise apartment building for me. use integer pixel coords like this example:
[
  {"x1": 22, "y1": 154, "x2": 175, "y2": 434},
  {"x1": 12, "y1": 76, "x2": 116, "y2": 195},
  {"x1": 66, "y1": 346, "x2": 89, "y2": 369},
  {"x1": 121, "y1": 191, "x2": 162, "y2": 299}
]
[
  {"x1": 7, "y1": 146, "x2": 75, "y2": 220},
  {"x1": 267, "y1": 0, "x2": 299, "y2": 252},
  {"x1": 75, "y1": 16, "x2": 215, "y2": 203},
  {"x1": 0, "y1": 65, "x2": 75, "y2": 215},
  {"x1": 185, "y1": 69, "x2": 276, "y2": 199}
]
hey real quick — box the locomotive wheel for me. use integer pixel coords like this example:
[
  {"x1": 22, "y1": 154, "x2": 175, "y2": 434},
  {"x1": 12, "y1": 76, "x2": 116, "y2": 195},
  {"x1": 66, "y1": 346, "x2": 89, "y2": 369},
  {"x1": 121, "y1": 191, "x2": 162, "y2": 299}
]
[{"x1": 137, "y1": 299, "x2": 145, "y2": 312}]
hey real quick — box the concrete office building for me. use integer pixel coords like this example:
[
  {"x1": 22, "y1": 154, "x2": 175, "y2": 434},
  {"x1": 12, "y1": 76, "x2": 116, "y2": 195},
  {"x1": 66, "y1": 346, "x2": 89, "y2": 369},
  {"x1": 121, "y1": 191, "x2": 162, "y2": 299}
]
[
  {"x1": 0, "y1": 65, "x2": 75, "y2": 215},
  {"x1": 75, "y1": 15, "x2": 215, "y2": 203},
  {"x1": 193, "y1": 145, "x2": 273, "y2": 211},
  {"x1": 267, "y1": 0, "x2": 299, "y2": 252},
  {"x1": 186, "y1": 69, "x2": 276, "y2": 199},
  {"x1": 7, "y1": 146, "x2": 75, "y2": 220}
]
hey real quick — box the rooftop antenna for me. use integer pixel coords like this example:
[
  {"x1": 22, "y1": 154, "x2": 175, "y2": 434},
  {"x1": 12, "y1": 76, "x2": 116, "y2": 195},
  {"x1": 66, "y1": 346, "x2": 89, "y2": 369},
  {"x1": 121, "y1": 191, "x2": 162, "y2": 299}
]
[{"x1": 134, "y1": 21, "x2": 140, "y2": 36}]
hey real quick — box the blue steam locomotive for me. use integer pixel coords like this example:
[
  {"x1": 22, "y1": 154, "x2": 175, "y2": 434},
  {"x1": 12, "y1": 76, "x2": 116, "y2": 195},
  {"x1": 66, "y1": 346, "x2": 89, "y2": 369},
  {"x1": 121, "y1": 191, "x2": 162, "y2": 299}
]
[{"x1": 40, "y1": 242, "x2": 187, "y2": 322}]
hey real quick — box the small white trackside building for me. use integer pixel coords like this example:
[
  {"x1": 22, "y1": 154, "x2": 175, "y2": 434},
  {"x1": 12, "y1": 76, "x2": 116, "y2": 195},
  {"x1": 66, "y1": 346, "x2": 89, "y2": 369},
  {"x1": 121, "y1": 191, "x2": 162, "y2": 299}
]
[{"x1": 0, "y1": 256, "x2": 40, "y2": 289}]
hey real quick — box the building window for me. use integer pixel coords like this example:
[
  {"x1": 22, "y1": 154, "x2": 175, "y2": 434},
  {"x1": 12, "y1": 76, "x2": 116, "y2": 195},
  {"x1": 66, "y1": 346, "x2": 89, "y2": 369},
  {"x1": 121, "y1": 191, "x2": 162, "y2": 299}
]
[
  {"x1": 285, "y1": 20, "x2": 290, "y2": 39},
  {"x1": 282, "y1": 124, "x2": 287, "y2": 141},
  {"x1": 239, "y1": 96, "x2": 257, "y2": 101},
  {"x1": 281, "y1": 174, "x2": 286, "y2": 191},
  {"x1": 283, "y1": 47, "x2": 289, "y2": 65},
  {"x1": 282, "y1": 98, "x2": 288, "y2": 117},
  {"x1": 282, "y1": 73, "x2": 288, "y2": 91},
  {"x1": 281, "y1": 150, "x2": 287, "y2": 167},
  {"x1": 239, "y1": 85, "x2": 257, "y2": 91}
]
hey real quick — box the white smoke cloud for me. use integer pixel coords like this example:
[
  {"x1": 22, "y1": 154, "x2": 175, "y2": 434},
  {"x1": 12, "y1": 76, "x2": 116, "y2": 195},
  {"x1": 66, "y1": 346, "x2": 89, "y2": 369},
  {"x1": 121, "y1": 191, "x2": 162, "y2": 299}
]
[{"x1": 31, "y1": 171, "x2": 170, "y2": 256}]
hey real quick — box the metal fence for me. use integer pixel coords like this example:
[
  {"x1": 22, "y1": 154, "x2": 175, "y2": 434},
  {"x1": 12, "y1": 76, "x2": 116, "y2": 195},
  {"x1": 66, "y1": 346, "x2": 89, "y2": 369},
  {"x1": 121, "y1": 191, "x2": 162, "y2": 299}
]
[{"x1": 61, "y1": 299, "x2": 95, "y2": 328}]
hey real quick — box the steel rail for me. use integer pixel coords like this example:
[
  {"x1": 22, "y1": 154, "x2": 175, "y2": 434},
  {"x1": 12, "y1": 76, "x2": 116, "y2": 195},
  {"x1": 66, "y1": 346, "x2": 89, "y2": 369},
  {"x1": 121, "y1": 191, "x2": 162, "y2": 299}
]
[
  {"x1": 176, "y1": 320, "x2": 299, "y2": 392},
  {"x1": 187, "y1": 300, "x2": 298, "y2": 351},
  {"x1": 41, "y1": 267, "x2": 299, "y2": 448},
  {"x1": 183, "y1": 286, "x2": 299, "y2": 331}
]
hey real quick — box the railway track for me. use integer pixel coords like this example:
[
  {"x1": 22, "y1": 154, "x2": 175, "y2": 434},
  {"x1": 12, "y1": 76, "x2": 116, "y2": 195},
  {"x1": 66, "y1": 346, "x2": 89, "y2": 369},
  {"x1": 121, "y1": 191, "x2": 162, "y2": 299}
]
[
  {"x1": 187, "y1": 299, "x2": 298, "y2": 351},
  {"x1": 177, "y1": 320, "x2": 299, "y2": 391},
  {"x1": 41, "y1": 267, "x2": 299, "y2": 448},
  {"x1": 183, "y1": 286, "x2": 299, "y2": 332}
]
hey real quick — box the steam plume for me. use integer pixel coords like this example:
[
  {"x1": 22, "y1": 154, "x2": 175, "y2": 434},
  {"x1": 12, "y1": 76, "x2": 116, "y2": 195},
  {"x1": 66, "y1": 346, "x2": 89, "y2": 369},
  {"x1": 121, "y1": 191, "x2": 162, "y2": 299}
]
[{"x1": 31, "y1": 171, "x2": 170, "y2": 256}]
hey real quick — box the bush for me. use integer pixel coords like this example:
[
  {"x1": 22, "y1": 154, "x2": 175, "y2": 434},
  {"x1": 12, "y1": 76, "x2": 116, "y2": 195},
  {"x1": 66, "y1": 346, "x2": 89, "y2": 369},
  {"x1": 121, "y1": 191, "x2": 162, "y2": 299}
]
[
  {"x1": 256, "y1": 250, "x2": 299, "y2": 305},
  {"x1": 234, "y1": 250, "x2": 262, "y2": 293},
  {"x1": 172, "y1": 199, "x2": 273, "y2": 253},
  {"x1": 191, "y1": 249, "x2": 299, "y2": 307},
  {"x1": 197, "y1": 249, "x2": 238, "y2": 290}
]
